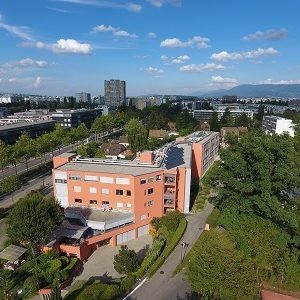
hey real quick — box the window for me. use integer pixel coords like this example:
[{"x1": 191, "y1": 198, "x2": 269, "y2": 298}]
[
  {"x1": 116, "y1": 177, "x2": 130, "y2": 185},
  {"x1": 116, "y1": 189, "x2": 123, "y2": 195},
  {"x1": 100, "y1": 176, "x2": 114, "y2": 184},
  {"x1": 148, "y1": 188, "x2": 154, "y2": 195},
  {"x1": 74, "y1": 198, "x2": 82, "y2": 203},
  {"x1": 102, "y1": 188, "x2": 109, "y2": 195},
  {"x1": 140, "y1": 179, "x2": 146, "y2": 185},
  {"x1": 69, "y1": 175, "x2": 81, "y2": 180},
  {"x1": 84, "y1": 175, "x2": 98, "y2": 182},
  {"x1": 90, "y1": 200, "x2": 97, "y2": 205},
  {"x1": 126, "y1": 190, "x2": 131, "y2": 196},
  {"x1": 148, "y1": 200, "x2": 154, "y2": 206},
  {"x1": 156, "y1": 175, "x2": 161, "y2": 181},
  {"x1": 140, "y1": 214, "x2": 146, "y2": 221},
  {"x1": 55, "y1": 179, "x2": 67, "y2": 183},
  {"x1": 117, "y1": 202, "x2": 124, "y2": 208},
  {"x1": 127, "y1": 203, "x2": 132, "y2": 208},
  {"x1": 102, "y1": 201, "x2": 109, "y2": 205},
  {"x1": 148, "y1": 177, "x2": 154, "y2": 183},
  {"x1": 74, "y1": 186, "x2": 81, "y2": 193},
  {"x1": 89, "y1": 187, "x2": 97, "y2": 194}
]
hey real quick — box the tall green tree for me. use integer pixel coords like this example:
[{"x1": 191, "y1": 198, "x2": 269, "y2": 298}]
[
  {"x1": 0, "y1": 140, "x2": 9, "y2": 179},
  {"x1": 0, "y1": 175, "x2": 21, "y2": 202},
  {"x1": 210, "y1": 111, "x2": 219, "y2": 131},
  {"x1": 50, "y1": 280, "x2": 62, "y2": 300},
  {"x1": 219, "y1": 108, "x2": 234, "y2": 127},
  {"x1": 187, "y1": 230, "x2": 258, "y2": 300},
  {"x1": 14, "y1": 132, "x2": 35, "y2": 173},
  {"x1": 75, "y1": 123, "x2": 89, "y2": 140},
  {"x1": 7, "y1": 193, "x2": 63, "y2": 255},
  {"x1": 113, "y1": 245, "x2": 139, "y2": 274},
  {"x1": 125, "y1": 118, "x2": 148, "y2": 153},
  {"x1": 256, "y1": 104, "x2": 265, "y2": 122},
  {"x1": 235, "y1": 112, "x2": 250, "y2": 127}
]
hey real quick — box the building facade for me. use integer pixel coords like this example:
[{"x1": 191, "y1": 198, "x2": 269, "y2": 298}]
[
  {"x1": 104, "y1": 80, "x2": 126, "y2": 107},
  {"x1": 75, "y1": 92, "x2": 91, "y2": 104},
  {"x1": 49, "y1": 131, "x2": 219, "y2": 260},
  {"x1": 262, "y1": 116, "x2": 294, "y2": 137},
  {"x1": 51, "y1": 108, "x2": 103, "y2": 128},
  {"x1": 193, "y1": 109, "x2": 253, "y2": 122}
]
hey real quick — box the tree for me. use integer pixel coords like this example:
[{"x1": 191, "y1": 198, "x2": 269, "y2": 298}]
[
  {"x1": 147, "y1": 111, "x2": 167, "y2": 130},
  {"x1": 219, "y1": 108, "x2": 234, "y2": 127},
  {"x1": 210, "y1": 111, "x2": 219, "y2": 131},
  {"x1": 113, "y1": 245, "x2": 139, "y2": 274},
  {"x1": 75, "y1": 123, "x2": 89, "y2": 140},
  {"x1": 187, "y1": 230, "x2": 258, "y2": 300},
  {"x1": 7, "y1": 192, "x2": 63, "y2": 255},
  {"x1": 0, "y1": 175, "x2": 21, "y2": 202},
  {"x1": 235, "y1": 112, "x2": 250, "y2": 127},
  {"x1": 0, "y1": 140, "x2": 9, "y2": 179},
  {"x1": 125, "y1": 119, "x2": 148, "y2": 153},
  {"x1": 256, "y1": 104, "x2": 265, "y2": 122},
  {"x1": 50, "y1": 280, "x2": 62, "y2": 300},
  {"x1": 14, "y1": 132, "x2": 35, "y2": 173}
]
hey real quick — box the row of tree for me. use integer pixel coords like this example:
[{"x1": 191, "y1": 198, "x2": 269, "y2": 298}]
[
  {"x1": 187, "y1": 130, "x2": 300, "y2": 299},
  {"x1": 0, "y1": 123, "x2": 89, "y2": 177}
]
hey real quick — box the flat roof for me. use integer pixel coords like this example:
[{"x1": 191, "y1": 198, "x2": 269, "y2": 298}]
[
  {"x1": 58, "y1": 152, "x2": 76, "y2": 158},
  {"x1": 57, "y1": 160, "x2": 162, "y2": 176},
  {"x1": 0, "y1": 245, "x2": 27, "y2": 262},
  {"x1": 0, "y1": 120, "x2": 55, "y2": 131},
  {"x1": 66, "y1": 206, "x2": 133, "y2": 223},
  {"x1": 164, "y1": 143, "x2": 192, "y2": 169}
]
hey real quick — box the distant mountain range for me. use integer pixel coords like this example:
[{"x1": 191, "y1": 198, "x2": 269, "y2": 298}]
[{"x1": 191, "y1": 84, "x2": 300, "y2": 98}]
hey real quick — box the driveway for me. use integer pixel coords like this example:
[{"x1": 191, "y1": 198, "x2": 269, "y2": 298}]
[{"x1": 72, "y1": 234, "x2": 152, "y2": 283}]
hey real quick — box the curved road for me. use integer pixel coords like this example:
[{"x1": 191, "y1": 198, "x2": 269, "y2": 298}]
[{"x1": 129, "y1": 203, "x2": 214, "y2": 300}]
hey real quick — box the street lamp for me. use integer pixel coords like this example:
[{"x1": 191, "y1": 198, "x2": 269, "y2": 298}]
[{"x1": 180, "y1": 242, "x2": 189, "y2": 262}]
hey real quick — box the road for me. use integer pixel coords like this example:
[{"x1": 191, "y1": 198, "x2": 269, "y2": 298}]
[
  {"x1": 0, "y1": 172, "x2": 53, "y2": 209},
  {"x1": 1, "y1": 127, "x2": 124, "y2": 179},
  {"x1": 129, "y1": 203, "x2": 214, "y2": 300}
]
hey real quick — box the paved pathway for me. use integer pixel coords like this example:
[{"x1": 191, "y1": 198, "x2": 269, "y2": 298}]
[
  {"x1": 130, "y1": 203, "x2": 214, "y2": 300},
  {"x1": 61, "y1": 235, "x2": 152, "y2": 297}
]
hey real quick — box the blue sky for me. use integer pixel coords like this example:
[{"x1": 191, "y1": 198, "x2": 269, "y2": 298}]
[{"x1": 0, "y1": 0, "x2": 300, "y2": 96}]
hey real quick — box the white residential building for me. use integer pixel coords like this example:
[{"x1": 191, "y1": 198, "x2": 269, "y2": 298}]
[{"x1": 262, "y1": 116, "x2": 294, "y2": 137}]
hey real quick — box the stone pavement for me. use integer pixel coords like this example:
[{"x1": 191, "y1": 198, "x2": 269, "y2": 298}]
[{"x1": 61, "y1": 234, "x2": 152, "y2": 297}]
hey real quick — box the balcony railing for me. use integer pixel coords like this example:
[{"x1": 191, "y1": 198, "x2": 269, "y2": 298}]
[
  {"x1": 164, "y1": 191, "x2": 175, "y2": 200},
  {"x1": 164, "y1": 199, "x2": 175, "y2": 208},
  {"x1": 164, "y1": 175, "x2": 176, "y2": 185}
]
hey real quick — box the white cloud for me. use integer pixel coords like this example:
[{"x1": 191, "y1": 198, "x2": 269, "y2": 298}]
[
  {"x1": 145, "y1": 66, "x2": 164, "y2": 74},
  {"x1": 0, "y1": 58, "x2": 49, "y2": 73},
  {"x1": 146, "y1": 0, "x2": 181, "y2": 7},
  {"x1": 160, "y1": 36, "x2": 210, "y2": 48},
  {"x1": 258, "y1": 78, "x2": 300, "y2": 84},
  {"x1": 33, "y1": 76, "x2": 41, "y2": 87},
  {"x1": 0, "y1": 13, "x2": 34, "y2": 41},
  {"x1": 211, "y1": 48, "x2": 279, "y2": 62},
  {"x1": 53, "y1": 0, "x2": 142, "y2": 12},
  {"x1": 170, "y1": 55, "x2": 190, "y2": 64},
  {"x1": 160, "y1": 55, "x2": 169, "y2": 61},
  {"x1": 93, "y1": 24, "x2": 138, "y2": 38},
  {"x1": 147, "y1": 32, "x2": 157, "y2": 38},
  {"x1": 210, "y1": 75, "x2": 238, "y2": 88},
  {"x1": 22, "y1": 39, "x2": 93, "y2": 54},
  {"x1": 243, "y1": 28, "x2": 288, "y2": 41},
  {"x1": 179, "y1": 63, "x2": 225, "y2": 73}
]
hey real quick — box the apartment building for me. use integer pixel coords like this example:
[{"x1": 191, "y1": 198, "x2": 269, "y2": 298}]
[
  {"x1": 193, "y1": 109, "x2": 253, "y2": 122},
  {"x1": 51, "y1": 108, "x2": 103, "y2": 128},
  {"x1": 49, "y1": 131, "x2": 219, "y2": 260},
  {"x1": 104, "y1": 80, "x2": 126, "y2": 107},
  {"x1": 262, "y1": 116, "x2": 294, "y2": 137},
  {"x1": 75, "y1": 92, "x2": 91, "y2": 104}
]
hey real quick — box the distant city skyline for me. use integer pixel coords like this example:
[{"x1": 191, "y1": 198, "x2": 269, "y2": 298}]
[{"x1": 0, "y1": 0, "x2": 300, "y2": 96}]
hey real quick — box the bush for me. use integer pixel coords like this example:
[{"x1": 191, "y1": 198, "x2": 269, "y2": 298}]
[
  {"x1": 206, "y1": 208, "x2": 221, "y2": 228},
  {"x1": 23, "y1": 276, "x2": 40, "y2": 296},
  {"x1": 44, "y1": 259, "x2": 62, "y2": 283},
  {"x1": 76, "y1": 282, "x2": 120, "y2": 300},
  {"x1": 113, "y1": 245, "x2": 139, "y2": 275},
  {"x1": 161, "y1": 211, "x2": 184, "y2": 232},
  {"x1": 59, "y1": 255, "x2": 70, "y2": 268},
  {"x1": 60, "y1": 258, "x2": 78, "y2": 281},
  {"x1": 147, "y1": 218, "x2": 187, "y2": 278},
  {"x1": 120, "y1": 274, "x2": 137, "y2": 292}
]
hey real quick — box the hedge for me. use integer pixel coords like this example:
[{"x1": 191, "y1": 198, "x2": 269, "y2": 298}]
[
  {"x1": 146, "y1": 218, "x2": 187, "y2": 278},
  {"x1": 120, "y1": 274, "x2": 137, "y2": 293},
  {"x1": 75, "y1": 282, "x2": 120, "y2": 300},
  {"x1": 60, "y1": 257, "x2": 78, "y2": 281}
]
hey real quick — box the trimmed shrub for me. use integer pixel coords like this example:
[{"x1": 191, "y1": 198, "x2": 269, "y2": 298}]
[
  {"x1": 76, "y1": 282, "x2": 120, "y2": 300},
  {"x1": 206, "y1": 208, "x2": 221, "y2": 228},
  {"x1": 23, "y1": 275, "x2": 40, "y2": 296},
  {"x1": 101, "y1": 283, "x2": 120, "y2": 300},
  {"x1": 44, "y1": 259, "x2": 62, "y2": 283},
  {"x1": 161, "y1": 211, "x2": 184, "y2": 232},
  {"x1": 59, "y1": 256, "x2": 70, "y2": 268},
  {"x1": 120, "y1": 274, "x2": 137, "y2": 292},
  {"x1": 60, "y1": 258, "x2": 78, "y2": 281}
]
